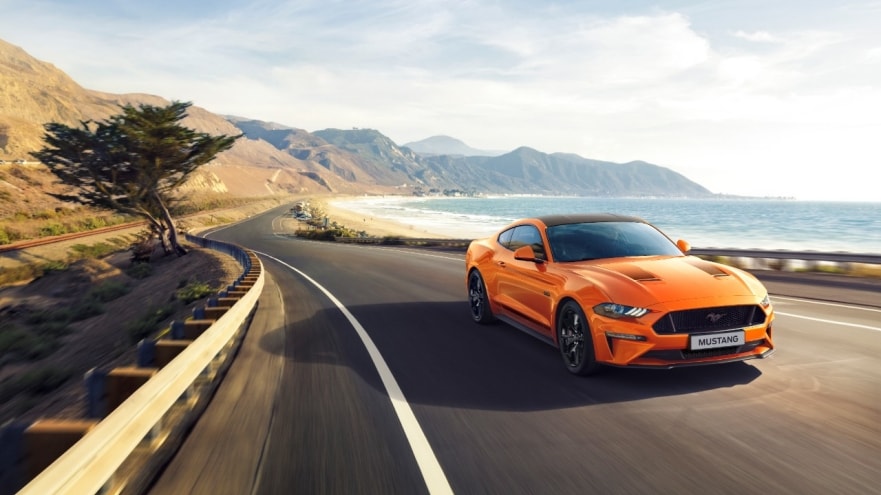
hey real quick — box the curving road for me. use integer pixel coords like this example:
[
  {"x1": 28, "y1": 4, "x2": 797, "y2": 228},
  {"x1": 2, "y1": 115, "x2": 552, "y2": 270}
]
[{"x1": 148, "y1": 205, "x2": 881, "y2": 495}]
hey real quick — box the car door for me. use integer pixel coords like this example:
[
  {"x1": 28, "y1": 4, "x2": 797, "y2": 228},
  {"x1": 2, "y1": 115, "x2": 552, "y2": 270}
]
[{"x1": 495, "y1": 225, "x2": 556, "y2": 334}]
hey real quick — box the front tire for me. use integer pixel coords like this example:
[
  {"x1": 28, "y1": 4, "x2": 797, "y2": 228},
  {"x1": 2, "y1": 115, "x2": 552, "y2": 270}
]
[
  {"x1": 468, "y1": 269, "x2": 495, "y2": 324},
  {"x1": 557, "y1": 301, "x2": 599, "y2": 375}
]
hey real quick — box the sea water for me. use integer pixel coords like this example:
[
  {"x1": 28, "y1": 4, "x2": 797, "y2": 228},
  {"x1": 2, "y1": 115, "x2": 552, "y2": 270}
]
[{"x1": 332, "y1": 196, "x2": 881, "y2": 253}]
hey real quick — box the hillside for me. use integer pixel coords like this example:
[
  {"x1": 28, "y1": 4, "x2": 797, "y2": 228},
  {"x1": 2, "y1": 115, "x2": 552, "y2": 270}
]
[
  {"x1": 1, "y1": 36, "x2": 715, "y2": 228},
  {"x1": 0, "y1": 39, "x2": 394, "y2": 221},
  {"x1": 403, "y1": 135, "x2": 504, "y2": 157}
]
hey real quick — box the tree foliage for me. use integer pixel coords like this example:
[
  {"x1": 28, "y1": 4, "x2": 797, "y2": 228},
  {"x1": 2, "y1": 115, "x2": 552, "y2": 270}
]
[{"x1": 31, "y1": 101, "x2": 240, "y2": 256}]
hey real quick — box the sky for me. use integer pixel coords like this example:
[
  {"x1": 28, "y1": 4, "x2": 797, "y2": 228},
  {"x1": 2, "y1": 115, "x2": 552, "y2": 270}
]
[{"x1": 2, "y1": 0, "x2": 880, "y2": 201}]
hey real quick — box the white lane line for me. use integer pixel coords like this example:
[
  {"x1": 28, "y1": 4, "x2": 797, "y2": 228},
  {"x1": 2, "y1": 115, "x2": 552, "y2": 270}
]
[
  {"x1": 256, "y1": 252, "x2": 454, "y2": 495},
  {"x1": 775, "y1": 311, "x2": 881, "y2": 333},
  {"x1": 772, "y1": 295, "x2": 881, "y2": 313}
]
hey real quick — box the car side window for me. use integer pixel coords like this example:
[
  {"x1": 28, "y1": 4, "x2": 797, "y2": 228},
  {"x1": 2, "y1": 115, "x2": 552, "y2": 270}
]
[
  {"x1": 509, "y1": 225, "x2": 546, "y2": 260},
  {"x1": 497, "y1": 228, "x2": 514, "y2": 247}
]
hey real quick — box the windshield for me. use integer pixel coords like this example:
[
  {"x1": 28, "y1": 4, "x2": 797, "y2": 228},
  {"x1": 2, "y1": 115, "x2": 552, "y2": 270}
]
[{"x1": 547, "y1": 221, "x2": 683, "y2": 262}]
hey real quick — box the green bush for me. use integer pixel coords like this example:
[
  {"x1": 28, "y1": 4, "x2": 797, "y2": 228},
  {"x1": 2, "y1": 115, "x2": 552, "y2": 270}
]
[
  {"x1": 0, "y1": 324, "x2": 58, "y2": 361},
  {"x1": 68, "y1": 299, "x2": 105, "y2": 321},
  {"x1": 176, "y1": 281, "x2": 214, "y2": 303},
  {"x1": 126, "y1": 262, "x2": 153, "y2": 279},
  {"x1": 0, "y1": 367, "x2": 72, "y2": 402},
  {"x1": 33, "y1": 320, "x2": 71, "y2": 338},
  {"x1": 126, "y1": 304, "x2": 177, "y2": 343},
  {"x1": 39, "y1": 223, "x2": 67, "y2": 237},
  {"x1": 70, "y1": 242, "x2": 117, "y2": 260},
  {"x1": 87, "y1": 280, "x2": 130, "y2": 302},
  {"x1": 81, "y1": 216, "x2": 108, "y2": 229},
  {"x1": 25, "y1": 299, "x2": 104, "y2": 325},
  {"x1": 40, "y1": 260, "x2": 70, "y2": 274}
]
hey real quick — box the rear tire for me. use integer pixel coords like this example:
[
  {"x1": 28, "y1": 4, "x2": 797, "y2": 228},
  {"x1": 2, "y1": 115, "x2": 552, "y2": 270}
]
[
  {"x1": 468, "y1": 269, "x2": 495, "y2": 324},
  {"x1": 557, "y1": 301, "x2": 599, "y2": 375}
]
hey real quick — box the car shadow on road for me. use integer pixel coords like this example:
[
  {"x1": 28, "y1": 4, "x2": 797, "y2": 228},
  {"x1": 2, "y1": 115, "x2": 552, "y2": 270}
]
[{"x1": 258, "y1": 300, "x2": 764, "y2": 412}]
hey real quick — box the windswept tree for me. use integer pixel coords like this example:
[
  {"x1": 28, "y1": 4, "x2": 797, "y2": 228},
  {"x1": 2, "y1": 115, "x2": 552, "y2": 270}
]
[{"x1": 31, "y1": 101, "x2": 240, "y2": 256}]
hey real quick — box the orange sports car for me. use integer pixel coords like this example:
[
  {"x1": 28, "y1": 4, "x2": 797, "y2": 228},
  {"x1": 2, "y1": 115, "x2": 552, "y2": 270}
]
[{"x1": 465, "y1": 214, "x2": 775, "y2": 375}]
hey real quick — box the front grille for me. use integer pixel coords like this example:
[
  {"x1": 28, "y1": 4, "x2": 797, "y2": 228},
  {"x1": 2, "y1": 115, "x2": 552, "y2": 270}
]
[
  {"x1": 653, "y1": 305, "x2": 766, "y2": 335},
  {"x1": 642, "y1": 340, "x2": 764, "y2": 362}
]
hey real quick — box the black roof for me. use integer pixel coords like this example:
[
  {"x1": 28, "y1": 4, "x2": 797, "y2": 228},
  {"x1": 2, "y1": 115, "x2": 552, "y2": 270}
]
[{"x1": 535, "y1": 213, "x2": 648, "y2": 227}]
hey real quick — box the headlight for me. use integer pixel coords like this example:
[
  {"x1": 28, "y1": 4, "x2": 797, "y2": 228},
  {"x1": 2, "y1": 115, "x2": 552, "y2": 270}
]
[{"x1": 593, "y1": 303, "x2": 650, "y2": 319}]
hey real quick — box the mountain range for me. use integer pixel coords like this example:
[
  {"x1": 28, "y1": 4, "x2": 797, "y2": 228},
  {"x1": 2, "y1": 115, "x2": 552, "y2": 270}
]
[{"x1": 0, "y1": 37, "x2": 713, "y2": 219}]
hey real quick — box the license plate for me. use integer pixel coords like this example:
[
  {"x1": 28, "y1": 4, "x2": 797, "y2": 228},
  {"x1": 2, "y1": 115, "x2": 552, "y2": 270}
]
[{"x1": 690, "y1": 330, "x2": 745, "y2": 350}]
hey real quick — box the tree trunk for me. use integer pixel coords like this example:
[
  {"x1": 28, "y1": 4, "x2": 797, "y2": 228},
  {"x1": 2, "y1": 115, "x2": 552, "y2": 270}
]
[
  {"x1": 142, "y1": 217, "x2": 171, "y2": 256},
  {"x1": 154, "y1": 191, "x2": 187, "y2": 256}
]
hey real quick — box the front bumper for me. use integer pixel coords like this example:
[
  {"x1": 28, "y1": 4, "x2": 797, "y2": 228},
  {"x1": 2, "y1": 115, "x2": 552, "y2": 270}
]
[{"x1": 594, "y1": 322, "x2": 775, "y2": 368}]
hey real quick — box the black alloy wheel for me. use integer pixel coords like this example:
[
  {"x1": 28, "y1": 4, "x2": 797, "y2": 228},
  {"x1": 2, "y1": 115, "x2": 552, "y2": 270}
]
[
  {"x1": 468, "y1": 270, "x2": 494, "y2": 324},
  {"x1": 557, "y1": 300, "x2": 599, "y2": 375}
]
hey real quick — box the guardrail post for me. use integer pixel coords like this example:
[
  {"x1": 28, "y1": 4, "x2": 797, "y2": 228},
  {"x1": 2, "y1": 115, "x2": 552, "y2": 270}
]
[
  {"x1": 23, "y1": 420, "x2": 98, "y2": 486},
  {"x1": 0, "y1": 422, "x2": 28, "y2": 494},
  {"x1": 106, "y1": 367, "x2": 158, "y2": 416},
  {"x1": 137, "y1": 339, "x2": 156, "y2": 367},
  {"x1": 85, "y1": 368, "x2": 108, "y2": 419},
  {"x1": 154, "y1": 340, "x2": 192, "y2": 369},
  {"x1": 171, "y1": 319, "x2": 215, "y2": 340}
]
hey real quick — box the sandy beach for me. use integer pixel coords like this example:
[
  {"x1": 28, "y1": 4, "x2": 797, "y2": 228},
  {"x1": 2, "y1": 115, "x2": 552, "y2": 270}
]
[{"x1": 318, "y1": 195, "x2": 454, "y2": 239}]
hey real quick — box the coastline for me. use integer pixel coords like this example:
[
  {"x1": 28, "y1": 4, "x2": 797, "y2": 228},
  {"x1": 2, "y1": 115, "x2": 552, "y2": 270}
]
[{"x1": 322, "y1": 195, "x2": 454, "y2": 239}]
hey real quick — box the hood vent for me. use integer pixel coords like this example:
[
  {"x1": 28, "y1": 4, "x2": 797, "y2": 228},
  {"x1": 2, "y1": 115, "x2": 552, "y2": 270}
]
[
  {"x1": 616, "y1": 266, "x2": 661, "y2": 282},
  {"x1": 684, "y1": 258, "x2": 730, "y2": 277}
]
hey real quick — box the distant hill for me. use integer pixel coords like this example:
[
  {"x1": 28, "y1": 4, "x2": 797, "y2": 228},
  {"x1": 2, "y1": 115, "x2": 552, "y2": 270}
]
[
  {"x1": 1, "y1": 36, "x2": 716, "y2": 223},
  {"x1": 299, "y1": 129, "x2": 713, "y2": 197},
  {"x1": 403, "y1": 135, "x2": 504, "y2": 157}
]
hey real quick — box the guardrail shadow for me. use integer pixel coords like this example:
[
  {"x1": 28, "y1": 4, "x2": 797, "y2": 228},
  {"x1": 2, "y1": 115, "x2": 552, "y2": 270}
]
[{"x1": 257, "y1": 301, "x2": 763, "y2": 412}]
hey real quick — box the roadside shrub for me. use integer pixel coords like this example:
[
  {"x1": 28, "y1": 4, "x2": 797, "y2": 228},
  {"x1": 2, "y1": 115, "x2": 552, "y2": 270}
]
[
  {"x1": 0, "y1": 225, "x2": 22, "y2": 244},
  {"x1": 0, "y1": 264, "x2": 39, "y2": 285},
  {"x1": 41, "y1": 259, "x2": 69, "y2": 273},
  {"x1": 68, "y1": 299, "x2": 105, "y2": 321},
  {"x1": 33, "y1": 320, "x2": 71, "y2": 338},
  {"x1": 126, "y1": 262, "x2": 153, "y2": 279},
  {"x1": 34, "y1": 209, "x2": 57, "y2": 220},
  {"x1": 39, "y1": 223, "x2": 66, "y2": 237},
  {"x1": 0, "y1": 324, "x2": 57, "y2": 362},
  {"x1": 176, "y1": 281, "x2": 214, "y2": 303},
  {"x1": 295, "y1": 229, "x2": 336, "y2": 241},
  {"x1": 0, "y1": 367, "x2": 72, "y2": 403},
  {"x1": 25, "y1": 298, "x2": 104, "y2": 325},
  {"x1": 380, "y1": 236, "x2": 403, "y2": 245},
  {"x1": 70, "y1": 242, "x2": 117, "y2": 260},
  {"x1": 87, "y1": 280, "x2": 130, "y2": 302},
  {"x1": 126, "y1": 303, "x2": 177, "y2": 343},
  {"x1": 81, "y1": 216, "x2": 108, "y2": 230}
]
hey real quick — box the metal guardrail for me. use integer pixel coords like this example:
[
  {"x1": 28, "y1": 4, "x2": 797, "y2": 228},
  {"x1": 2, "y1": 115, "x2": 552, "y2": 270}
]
[
  {"x1": 333, "y1": 236, "x2": 881, "y2": 265},
  {"x1": 16, "y1": 235, "x2": 263, "y2": 495}
]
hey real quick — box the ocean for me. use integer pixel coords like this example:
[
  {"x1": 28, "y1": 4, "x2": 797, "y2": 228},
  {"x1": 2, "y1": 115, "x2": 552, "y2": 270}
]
[{"x1": 331, "y1": 196, "x2": 881, "y2": 254}]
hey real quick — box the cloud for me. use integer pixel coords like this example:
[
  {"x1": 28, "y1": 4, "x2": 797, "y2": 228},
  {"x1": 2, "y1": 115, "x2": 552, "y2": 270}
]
[
  {"x1": 2, "y1": 0, "x2": 881, "y2": 201},
  {"x1": 733, "y1": 30, "x2": 783, "y2": 43}
]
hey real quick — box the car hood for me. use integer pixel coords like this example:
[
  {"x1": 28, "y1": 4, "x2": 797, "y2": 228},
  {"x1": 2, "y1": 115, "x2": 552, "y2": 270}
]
[{"x1": 568, "y1": 255, "x2": 766, "y2": 306}]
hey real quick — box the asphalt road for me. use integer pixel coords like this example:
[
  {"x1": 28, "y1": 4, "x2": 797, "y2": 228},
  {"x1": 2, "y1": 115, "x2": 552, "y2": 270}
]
[{"x1": 147, "y1": 205, "x2": 881, "y2": 495}]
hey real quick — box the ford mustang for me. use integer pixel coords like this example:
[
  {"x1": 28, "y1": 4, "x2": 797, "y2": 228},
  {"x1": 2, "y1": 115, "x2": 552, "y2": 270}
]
[{"x1": 465, "y1": 214, "x2": 775, "y2": 375}]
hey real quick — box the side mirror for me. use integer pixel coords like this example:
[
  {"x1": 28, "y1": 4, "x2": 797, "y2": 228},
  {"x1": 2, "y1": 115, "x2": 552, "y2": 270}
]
[
  {"x1": 513, "y1": 245, "x2": 545, "y2": 263},
  {"x1": 676, "y1": 239, "x2": 691, "y2": 253}
]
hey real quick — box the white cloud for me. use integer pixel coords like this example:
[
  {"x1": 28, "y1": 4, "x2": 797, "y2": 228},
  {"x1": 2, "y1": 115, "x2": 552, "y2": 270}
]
[
  {"x1": 2, "y1": 0, "x2": 880, "y2": 201},
  {"x1": 734, "y1": 30, "x2": 783, "y2": 43}
]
